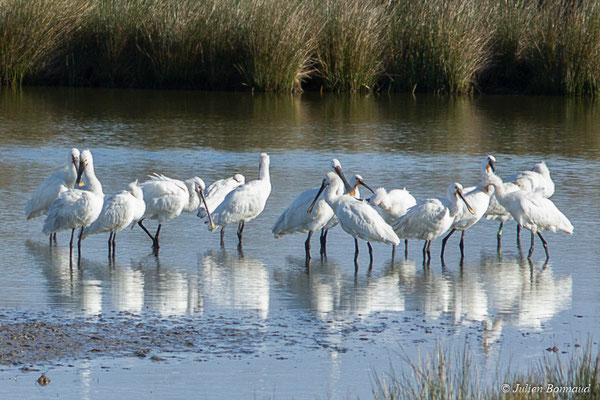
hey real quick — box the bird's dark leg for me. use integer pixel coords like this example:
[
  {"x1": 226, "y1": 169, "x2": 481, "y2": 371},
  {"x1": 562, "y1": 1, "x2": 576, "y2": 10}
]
[
  {"x1": 404, "y1": 239, "x2": 408, "y2": 259},
  {"x1": 108, "y1": 232, "x2": 113, "y2": 258},
  {"x1": 537, "y1": 232, "x2": 549, "y2": 259},
  {"x1": 320, "y1": 229, "x2": 328, "y2": 257},
  {"x1": 112, "y1": 231, "x2": 117, "y2": 257},
  {"x1": 220, "y1": 227, "x2": 225, "y2": 247},
  {"x1": 237, "y1": 222, "x2": 245, "y2": 245},
  {"x1": 441, "y1": 229, "x2": 456, "y2": 260},
  {"x1": 153, "y1": 224, "x2": 162, "y2": 249},
  {"x1": 367, "y1": 241, "x2": 374, "y2": 270},
  {"x1": 497, "y1": 222, "x2": 503, "y2": 251},
  {"x1": 422, "y1": 240, "x2": 428, "y2": 260},
  {"x1": 77, "y1": 227, "x2": 84, "y2": 264},
  {"x1": 516, "y1": 224, "x2": 522, "y2": 247},
  {"x1": 53, "y1": 232, "x2": 57, "y2": 243},
  {"x1": 138, "y1": 220, "x2": 155, "y2": 241},
  {"x1": 391, "y1": 245, "x2": 396, "y2": 263},
  {"x1": 354, "y1": 238, "x2": 359, "y2": 268},
  {"x1": 69, "y1": 228, "x2": 75, "y2": 260},
  {"x1": 49, "y1": 234, "x2": 53, "y2": 246},
  {"x1": 527, "y1": 231, "x2": 535, "y2": 259},
  {"x1": 305, "y1": 231, "x2": 313, "y2": 261},
  {"x1": 459, "y1": 231, "x2": 465, "y2": 259},
  {"x1": 426, "y1": 240, "x2": 432, "y2": 261}
]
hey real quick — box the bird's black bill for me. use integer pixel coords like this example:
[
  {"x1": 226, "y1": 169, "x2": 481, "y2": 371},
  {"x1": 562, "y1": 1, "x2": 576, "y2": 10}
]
[
  {"x1": 488, "y1": 158, "x2": 496, "y2": 173},
  {"x1": 75, "y1": 160, "x2": 85, "y2": 186},
  {"x1": 359, "y1": 179, "x2": 376, "y2": 195},
  {"x1": 457, "y1": 190, "x2": 476, "y2": 215},
  {"x1": 308, "y1": 179, "x2": 328, "y2": 214},
  {"x1": 197, "y1": 187, "x2": 215, "y2": 230}
]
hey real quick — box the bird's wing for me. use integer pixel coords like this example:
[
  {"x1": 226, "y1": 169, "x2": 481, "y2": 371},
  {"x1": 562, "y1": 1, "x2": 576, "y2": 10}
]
[
  {"x1": 392, "y1": 199, "x2": 447, "y2": 239},
  {"x1": 271, "y1": 188, "x2": 322, "y2": 236},
  {"x1": 25, "y1": 173, "x2": 66, "y2": 218},
  {"x1": 87, "y1": 192, "x2": 132, "y2": 235}
]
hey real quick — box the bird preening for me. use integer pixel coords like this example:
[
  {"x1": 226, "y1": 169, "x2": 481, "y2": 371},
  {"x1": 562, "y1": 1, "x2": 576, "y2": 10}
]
[{"x1": 26, "y1": 151, "x2": 573, "y2": 269}]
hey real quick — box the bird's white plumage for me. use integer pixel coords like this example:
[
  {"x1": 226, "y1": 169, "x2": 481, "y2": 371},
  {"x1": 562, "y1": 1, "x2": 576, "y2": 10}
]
[
  {"x1": 26, "y1": 148, "x2": 80, "y2": 220},
  {"x1": 368, "y1": 187, "x2": 417, "y2": 225},
  {"x1": 209, "y1": 153, "x2": 271, "y2": 229},
  {"x1": 393, "y1": 183, "x2": 469, "y2": 241},
  {"x1": 271, "y1": 174, "x2": 362, "y2": 238},
  {"x1": 83, "y1": 180, "x2": 146, "y2": 238},
  {"x1": 449, "y1": 156, "x2": 495, "y2": 231},
  {"x1": 510, "y1": 161, "x2": 555, "y2": 197},
  {"x1": 43, "y1": 149, "x2": 104, "y2": 234},
  {"x1": 272, "y1": 187, "x2": 339, "y2": 238},
  {"x1": 484, "y1": 174, "x2": 573, "y2": 235},
  {"x1": 197, "y1": 174, "x2": 245, "y2": 218},
  {"x1": 319, "y1": 172, "x2": 399, "y2": 246},
  {"x1": 485, "y1": 161, "x2": 554, "y2": 223},
  {"x1": 141, "y1": 174, "x2": 204, "y2": 223}
]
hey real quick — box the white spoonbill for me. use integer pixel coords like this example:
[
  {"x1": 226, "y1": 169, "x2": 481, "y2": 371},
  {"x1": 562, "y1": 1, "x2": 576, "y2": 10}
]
[
  {"x1": 440, "y1": 155, "x2": 496, "y2": 260},
  {"x1": 317, "y1": 160, "x2": 373, "y2": 257},
  {"x1": 25, "y1": 148, "x2": 80, "y2": 244},
  {"x1": 485, "y1": 160, "x2": 555, "y2": 247},
  {"x1": 368, "y1": 186, "x2": 417, "y2": 258},
  {"x1": 392, "y1": 183, "x2": 475, "y2": 263},
  {"x1": 140, "y1": 174, "x2": 211, "y2": 250},
  {"x1": 207, "y1": 153, "x2": 271, "y2": 247},
  {"x1": 308, "y1": 171, "x2": 399, "y2": 269},
  {"x1": 197, "y1": 173, "x2": 245, "y2": 246},
  {"x1": 42, "y1": 149, "x2": 104, "y2": 260},
  {"x1": 272, "y1": 171, "x2": 372, "y2": 261},
  {"x1": 82, "y1": 180, "x2": 146, "y2": 257},
  {"x1": 483, "y1": 173, "x2": 572, "y2": 259}
]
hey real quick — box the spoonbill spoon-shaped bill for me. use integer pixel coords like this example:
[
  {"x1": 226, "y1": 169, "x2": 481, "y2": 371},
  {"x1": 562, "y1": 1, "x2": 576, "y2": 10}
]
[
  {"x1": 42, "y1": 149, "x2": 104, "y2": 260},
  {"x1": 308, "y1": 172, "x2": 399, "y2": 268},
  {"x1": 208, "y1": 153, "x2": 271, "y2": 247},
  {"x1": 392, "y1": 183, "x2": 475, "y2": 262},
  {"x1": 197, "y1": 174, "x2": 245, "y2": 218},
  {"x1": 140, "y1": 174, "x2": 210, "y2": 250},
  {"x1": 82, "y1": 180, "x2": 146, "y2": 257},
  {"x1": 25, "y1": 148, "x2": 80, "y2": 243},
  {"x1": 483, "y1": 173, "x2": 572, "y2": 259},
  {"x1": 441, "y1": 155, "x2": 496, "y2": 259},
  {"x1": 197, "y1": 173, "x2": 245, "y2": 246},
  {"x1": 272, "y1": 173, "x2": 372, "y2": 261}
]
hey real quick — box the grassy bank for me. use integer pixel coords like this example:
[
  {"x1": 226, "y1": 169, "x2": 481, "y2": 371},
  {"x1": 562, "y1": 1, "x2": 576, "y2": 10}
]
[
  {"x1": 2, "y1": 0, "x2": 600, "y2": 94},
  {"x1": 373, "y1": 341, "x2": 600, "y2": 399}
]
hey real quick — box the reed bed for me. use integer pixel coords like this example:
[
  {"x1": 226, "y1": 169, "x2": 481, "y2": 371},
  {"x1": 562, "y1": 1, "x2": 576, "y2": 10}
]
[
  {"x1": 1, "y1": 0, "x2": 600, "y2": 94},
  {"x1": 372, "y1": 340, "x2": 600, "y2": 400}
]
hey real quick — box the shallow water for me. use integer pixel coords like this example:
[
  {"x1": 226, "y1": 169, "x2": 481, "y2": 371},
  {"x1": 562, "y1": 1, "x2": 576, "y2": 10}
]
[{"x1": 0, "y1": 88, "x2": 598, "y2": 398}]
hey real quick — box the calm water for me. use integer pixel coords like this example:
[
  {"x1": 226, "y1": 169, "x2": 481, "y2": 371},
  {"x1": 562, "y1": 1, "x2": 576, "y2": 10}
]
[{"x1": 0, "y1": 88, "x2": 599, "y2": 398}]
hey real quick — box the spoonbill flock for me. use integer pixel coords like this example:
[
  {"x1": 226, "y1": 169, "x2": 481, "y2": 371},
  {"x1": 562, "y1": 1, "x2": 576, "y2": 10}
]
[{"x1": 26, "y1": 150, "x2": 573, "y2": 268}]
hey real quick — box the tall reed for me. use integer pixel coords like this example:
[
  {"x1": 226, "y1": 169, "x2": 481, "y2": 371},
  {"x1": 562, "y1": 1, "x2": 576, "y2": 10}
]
[
  {"x1": 236, "y1": 0, "x2": 320, "y2": 92},
  {"x1": 316, "y1": 0, "x2": 390, "y2": 92},
  {"x1": 387, "y1": 0, "x2": 494, "y2": 94},
  {"x1": 526, "y1": 0, "x2": 600, "y2": 95},
  {"x1": 0, "y1": 0, "x2": 91, "y2": 86}
]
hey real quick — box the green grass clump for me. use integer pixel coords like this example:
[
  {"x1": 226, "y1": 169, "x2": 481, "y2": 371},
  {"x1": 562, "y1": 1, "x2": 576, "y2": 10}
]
[
  {"x1": 526, "y1": 0, "x2": 600, "y2": 95},
  {"x1": 236, "y1": 0, "x2": 320, "y2": 92},
  {"x1": 316, "y1": 0, "x2": 390, "y2": 92},
  {"x1": 372, "y1": 340, "x2": 600, "y2": 400},
  {"x1": 0, "y1": 0, "x2": 91, "y2": 86},
  {"x1": 387, "y1": 0, "x2": 493, "y2": 94},
  {"x1": 2, "y1": 0, "x2": 600, "y2": 94}
]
